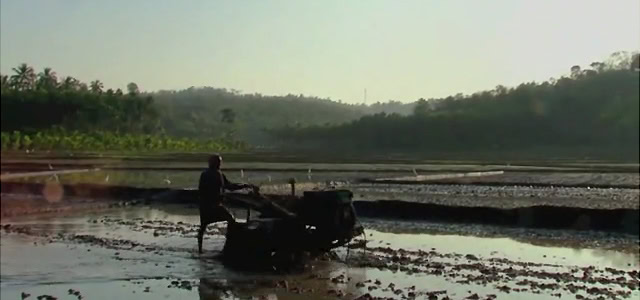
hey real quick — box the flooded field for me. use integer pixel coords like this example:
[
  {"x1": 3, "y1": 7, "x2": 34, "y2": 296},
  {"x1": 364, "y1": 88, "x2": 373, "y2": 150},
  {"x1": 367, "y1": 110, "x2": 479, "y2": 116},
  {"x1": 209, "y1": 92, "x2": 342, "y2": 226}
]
[
  {"x1": 2, "y1": 152, "x2": 638, "y2": 187},
  {"x1": 1, "y1": 204, "x2": 639, "y2": 300},
  {"x1": 1, "y1": 155, "x2": 639, "y2": 299}
]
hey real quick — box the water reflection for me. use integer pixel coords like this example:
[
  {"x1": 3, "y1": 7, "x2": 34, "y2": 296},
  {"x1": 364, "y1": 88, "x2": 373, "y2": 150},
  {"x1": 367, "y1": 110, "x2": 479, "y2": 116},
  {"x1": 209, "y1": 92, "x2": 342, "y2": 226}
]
[
  {"x1": 4, "y1": 203, "x2": 636, "y2": 272},
  {"x1": 2, "y1": 203, "x2": 638, "y2": 300},
  {"x1": 362, "y1": 218, "x2": 639, "y2": 268},
  {"x1": 198, "y1": 279, "x2": 226, "y2": 300},
  {"x1": 579, "y1": 248, "x2": 639, "y2": 269},
  {"x1": 361, "y1": 228, "x2": 639, "y2": 269}
]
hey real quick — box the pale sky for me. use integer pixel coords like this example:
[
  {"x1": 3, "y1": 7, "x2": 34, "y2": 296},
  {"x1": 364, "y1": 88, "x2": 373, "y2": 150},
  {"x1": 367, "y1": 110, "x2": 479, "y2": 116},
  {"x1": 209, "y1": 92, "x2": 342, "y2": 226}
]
[{"x1": 1, "y1": 0, "x2": 639, "y2": 103}]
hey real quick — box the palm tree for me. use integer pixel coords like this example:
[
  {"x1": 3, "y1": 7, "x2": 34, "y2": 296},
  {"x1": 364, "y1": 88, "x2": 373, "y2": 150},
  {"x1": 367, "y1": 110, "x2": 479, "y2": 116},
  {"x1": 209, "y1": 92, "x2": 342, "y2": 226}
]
[
  {"x1": 10, "y1": 63, "x2": 36, "y2": 91},
  {"x1": 0, "y1": 74, "x2": 9, "y2": 92},
  {"x1": 90, "y1": 80, "x2": 104, "y2": 94},
  {"x1": 78, "y1": 82, "x2": 89, "y2": 92},
  {"x1": 126, "y1": 82, "x2": 139, "y2": 96},
  {"x1": 220, "y1": 108, "x2": 236, "y2": 124},
  {"x1": 60, "y1": 76, "x2": 80, "y2": 91},
  {"x1": 37, "y1": 67, "x2": 58, "y2": 91},
  {"x1": 220, "y1": 108, "x2": 237, "y2": 140}
]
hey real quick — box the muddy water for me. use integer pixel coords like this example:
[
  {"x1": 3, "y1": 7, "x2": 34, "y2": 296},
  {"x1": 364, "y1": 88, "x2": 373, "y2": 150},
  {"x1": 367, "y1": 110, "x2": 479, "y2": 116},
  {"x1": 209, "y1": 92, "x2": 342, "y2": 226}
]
[
  {"x1": 1, "y1": 205, "x2": 639, "y2": 300},
  {"x1": 361, "y1": 230, "x2": 639, "y2": 270}
]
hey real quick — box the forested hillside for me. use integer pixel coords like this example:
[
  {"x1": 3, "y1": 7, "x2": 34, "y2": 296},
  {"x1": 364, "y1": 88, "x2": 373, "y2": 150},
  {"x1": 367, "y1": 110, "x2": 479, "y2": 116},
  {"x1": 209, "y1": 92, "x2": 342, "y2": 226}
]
[
  {"x1": 152, "y1": 88, "x2": 362, "y2": 143},
  {"x1": 0, "y1": 65, "x2": 243, "y2": 151},
  {"x1": 270, "y1": 52, "x2": 640, "y2": 159},
  {"x1": 2, "y1": 51, "x2": 638, "y2": 159},
  {"x1": 151, "y1": 89, "x2": 414, "y2": 143},
  {"x1": 1, "y1": 66, "x2": 414, "y2": 146}
]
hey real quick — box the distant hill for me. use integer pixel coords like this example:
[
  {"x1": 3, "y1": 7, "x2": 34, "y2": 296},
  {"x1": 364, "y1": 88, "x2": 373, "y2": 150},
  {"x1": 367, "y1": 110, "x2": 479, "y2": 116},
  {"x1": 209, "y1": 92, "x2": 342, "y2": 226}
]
[
  {"x1": 269, "y1": 52, "x2": 640, "y2": 160},
  {"x1": 151, "y1": 87, "x2": 415, "y2": 144},
  {"x1": 2, "y1": 51, "x2": 637, "y2": 160},
  {"x1": 1, "y1": 66, "x2": 416, "y2": 145}
]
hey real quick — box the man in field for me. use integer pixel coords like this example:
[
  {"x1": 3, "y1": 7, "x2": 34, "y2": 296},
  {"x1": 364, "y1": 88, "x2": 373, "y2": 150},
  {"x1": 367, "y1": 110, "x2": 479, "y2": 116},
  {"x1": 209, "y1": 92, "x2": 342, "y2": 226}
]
[{"x1": 197, "y1": 154, "x2": 253, "y2": 254}]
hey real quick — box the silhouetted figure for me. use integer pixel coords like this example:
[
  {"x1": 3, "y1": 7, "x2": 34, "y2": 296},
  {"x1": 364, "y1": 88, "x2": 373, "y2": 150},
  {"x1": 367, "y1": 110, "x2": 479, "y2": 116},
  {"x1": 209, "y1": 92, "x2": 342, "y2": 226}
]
[{"x1": 197, "y1": 154, "x2": 251, "y2": 254}]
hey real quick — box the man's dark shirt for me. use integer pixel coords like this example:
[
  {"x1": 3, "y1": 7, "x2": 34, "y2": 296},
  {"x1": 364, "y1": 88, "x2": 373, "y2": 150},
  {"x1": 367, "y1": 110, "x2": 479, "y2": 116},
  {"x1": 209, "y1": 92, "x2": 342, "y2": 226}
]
[{"x1": 198, "y1": 168, "x2": 243, "y2": 211}]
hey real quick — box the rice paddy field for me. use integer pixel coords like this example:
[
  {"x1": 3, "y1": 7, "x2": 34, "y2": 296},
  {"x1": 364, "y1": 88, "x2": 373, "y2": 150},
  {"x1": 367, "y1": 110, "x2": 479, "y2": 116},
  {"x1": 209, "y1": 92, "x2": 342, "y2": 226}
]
[{"x1": 1, "y1": 151, "x2": 638, "y2": 300}]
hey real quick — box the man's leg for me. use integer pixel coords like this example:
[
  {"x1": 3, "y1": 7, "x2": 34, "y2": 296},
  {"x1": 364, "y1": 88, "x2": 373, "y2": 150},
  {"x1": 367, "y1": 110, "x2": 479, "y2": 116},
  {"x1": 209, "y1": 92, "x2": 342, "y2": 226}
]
[
  {"x1": 199, "y1": 206, "x2": 235, "y2": 254},
  {"x1": 212, "y1": 204, "x2": 236, "y2": 224},
  {"x1": 198, "y1": 222, "x2": 207, "y2": 254}
]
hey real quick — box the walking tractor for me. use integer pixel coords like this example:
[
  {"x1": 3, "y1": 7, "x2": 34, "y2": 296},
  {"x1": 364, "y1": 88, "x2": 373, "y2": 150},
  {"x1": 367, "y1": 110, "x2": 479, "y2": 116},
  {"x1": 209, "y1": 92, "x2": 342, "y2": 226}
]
[{"x1": 221, "y1": 188, "x2": 364, "y2": 270}]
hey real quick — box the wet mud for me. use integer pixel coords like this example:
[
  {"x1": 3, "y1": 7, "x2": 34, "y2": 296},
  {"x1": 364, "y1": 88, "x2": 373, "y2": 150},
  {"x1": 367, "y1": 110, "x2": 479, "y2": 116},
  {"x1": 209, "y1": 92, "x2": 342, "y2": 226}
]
[
  {"x1": 2, "y1": 180, "x2": 638, "y2": 235},
  {"x1": 353, "y1": 201, "x2": 639, "y2": 235},
  {"x1": 348, "y1": 184, "x2": 639, "y2": 209},
  {"x1": 1, "y1": 204, "x2": 639, "y2": 300},
  {"x1": 2, "y1": 157, "x2": 639, "y2": 299}
]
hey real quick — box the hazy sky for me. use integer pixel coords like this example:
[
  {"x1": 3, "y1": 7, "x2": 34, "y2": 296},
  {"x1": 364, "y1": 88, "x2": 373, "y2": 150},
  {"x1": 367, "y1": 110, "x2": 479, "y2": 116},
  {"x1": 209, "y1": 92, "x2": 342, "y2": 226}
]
[{"x1": 1, "y1": 0, "x2": 639, "y2": 103}]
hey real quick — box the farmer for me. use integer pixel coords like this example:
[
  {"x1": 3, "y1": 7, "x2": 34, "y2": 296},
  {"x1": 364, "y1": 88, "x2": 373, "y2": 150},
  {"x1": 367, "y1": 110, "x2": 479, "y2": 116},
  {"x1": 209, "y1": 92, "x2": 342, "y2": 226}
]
[{"x1": 197, "y1": 154, "x2": 253, "y2": 254}]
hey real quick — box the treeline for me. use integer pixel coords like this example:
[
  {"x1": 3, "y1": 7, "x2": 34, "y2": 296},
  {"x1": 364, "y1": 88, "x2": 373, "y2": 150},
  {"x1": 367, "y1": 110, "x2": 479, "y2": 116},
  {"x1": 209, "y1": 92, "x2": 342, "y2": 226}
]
[
  {"x1": 0, "y1": 65, "x2": 243, "y2": 152},
  {"x1": 1, "y1": 64, "x2": 159, "y2": 134},
  {"x1": 3, "y1": 51, "x2": 638, "y2": 158},
  {"x1": 1, "y1": 64, "x2": 415, "y2": 147},
  {"x1": 270, "y1": 52, "x2": 640, "y2": 159},
  {"x1": 0, "y1": 130, "x2": 245, "y2": 152}
]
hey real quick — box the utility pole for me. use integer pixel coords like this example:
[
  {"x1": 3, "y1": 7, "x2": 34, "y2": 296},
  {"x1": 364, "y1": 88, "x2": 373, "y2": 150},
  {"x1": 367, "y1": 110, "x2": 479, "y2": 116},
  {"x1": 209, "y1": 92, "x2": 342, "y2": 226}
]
[{"x1": 364, "y1": 88, "x2": 367, "y2": 105}]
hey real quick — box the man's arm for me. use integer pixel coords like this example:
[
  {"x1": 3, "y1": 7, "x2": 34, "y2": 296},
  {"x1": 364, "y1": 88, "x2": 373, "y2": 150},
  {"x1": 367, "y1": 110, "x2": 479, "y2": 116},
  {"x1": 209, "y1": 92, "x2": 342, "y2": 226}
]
[{"x1": 222, "y1": 173, "x2": 248, "y2": 191}]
